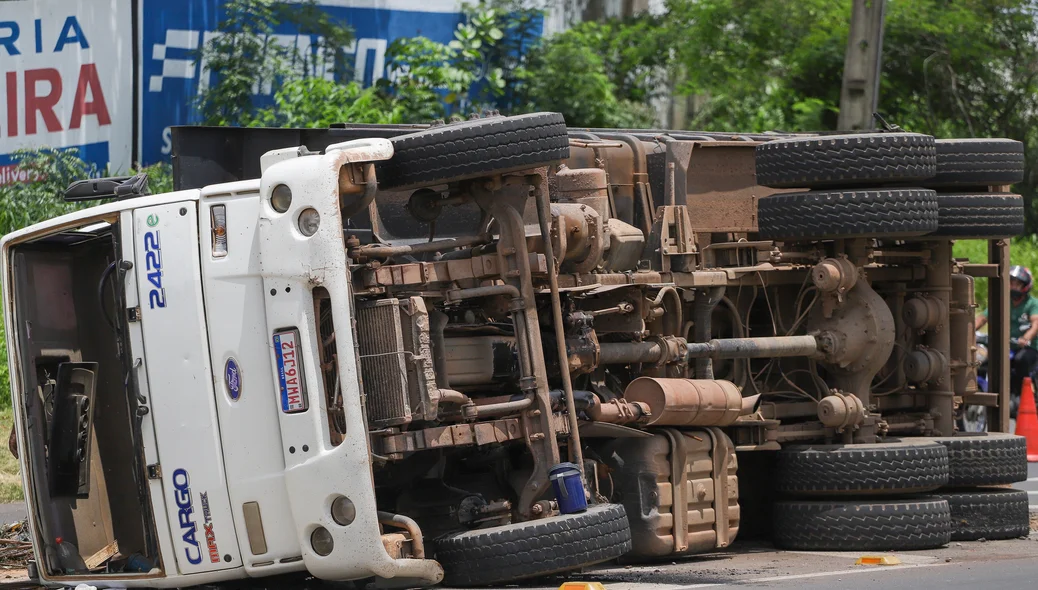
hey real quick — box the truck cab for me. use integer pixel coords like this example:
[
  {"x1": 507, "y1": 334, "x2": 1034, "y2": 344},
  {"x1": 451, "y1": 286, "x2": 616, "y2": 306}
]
[{"x1": 1, "y1": 139, "x2": 465, "y2": 587}]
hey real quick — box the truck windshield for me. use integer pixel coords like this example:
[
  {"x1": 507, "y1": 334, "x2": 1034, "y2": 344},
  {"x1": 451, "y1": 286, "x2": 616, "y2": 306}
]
[{"x1": 7, "y1": 218, "x2": 158, "y2": 577}]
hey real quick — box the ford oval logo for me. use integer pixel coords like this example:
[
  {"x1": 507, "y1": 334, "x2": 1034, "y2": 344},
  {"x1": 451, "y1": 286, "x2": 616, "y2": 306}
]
[{"x1": 225, "y1": 357, "x2": 242, "y2": 401}]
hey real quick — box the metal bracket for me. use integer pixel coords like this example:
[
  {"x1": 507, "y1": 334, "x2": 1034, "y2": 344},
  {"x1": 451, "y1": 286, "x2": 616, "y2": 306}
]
[
  {"x1": 127, "y1": 306, "x2": 142, "y2": 322},
  {"x1": 146, "y1": 464, "x2": 162, "y2": 479}
]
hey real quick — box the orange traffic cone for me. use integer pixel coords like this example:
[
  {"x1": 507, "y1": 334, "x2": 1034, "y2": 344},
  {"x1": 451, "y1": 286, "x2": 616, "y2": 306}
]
[{"x1": 1014, "y1": 376, "x2": 1038, "y2": 462}]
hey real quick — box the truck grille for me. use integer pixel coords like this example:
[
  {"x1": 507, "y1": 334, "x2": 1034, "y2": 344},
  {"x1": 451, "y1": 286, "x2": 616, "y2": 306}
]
[{"x1": 356, "y1": 300, "x2": 413, "y2": 427}]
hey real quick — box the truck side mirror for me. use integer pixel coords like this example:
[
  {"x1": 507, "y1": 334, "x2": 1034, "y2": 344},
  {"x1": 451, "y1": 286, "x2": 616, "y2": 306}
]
[{"x1": 64, "y1": 174, "x2": 150, "y2": 202}]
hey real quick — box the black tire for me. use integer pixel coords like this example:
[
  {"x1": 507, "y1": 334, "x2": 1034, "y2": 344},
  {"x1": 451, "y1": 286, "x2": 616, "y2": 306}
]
[
  {"x1": 773, "y1": 499, "x2": 952, "y2": 551},
  {"x1": 755, "y1": 132, "x2": 936, "y2": 189},
  {"x1": 757, "y1": 188, "x2": 938, "y2": 240},
  {"x1": 776, "y1": 442, "x2": 949, "y2": 496},
  {"x1": 433, "y1": 504, "x2": 632, "y2": 586},
  {"x1": 930, "y1": 193, "x2": 1025, "y2": 238},
  {"x1": 928, "y1": 434, "x2": 1028, "y2": 486},
  {"x1": 934, "y1": 488, "x2": 1030, "y2": 541},
  {"x1": 924, "y1": 138, "x2": 1024, "y2": 188},
  {"x1": 378, "y1": 113, "x2": 570, "y2": 190}
]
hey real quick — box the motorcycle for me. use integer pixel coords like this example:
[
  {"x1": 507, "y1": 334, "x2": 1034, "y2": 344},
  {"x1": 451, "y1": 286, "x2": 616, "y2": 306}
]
[{"x1": 967, "y1": 332, "x2": 1038, "y2": 432}]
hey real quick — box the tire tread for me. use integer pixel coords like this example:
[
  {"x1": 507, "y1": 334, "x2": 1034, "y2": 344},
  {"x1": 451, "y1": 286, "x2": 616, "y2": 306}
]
[{"x1": 434, "y1": 504, "x2": 632, "y2": 586}]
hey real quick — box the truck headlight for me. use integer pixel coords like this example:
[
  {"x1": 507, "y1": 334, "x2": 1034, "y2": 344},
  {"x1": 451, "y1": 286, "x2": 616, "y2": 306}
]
[
  {"x1": 310, "y1": 526, "x2": 334, "y2": 556},
  {"x1": 271, "y1": 184, "x2": 293, "y2": 213},
  {"x1": 331, "y1": 496, "x2": 356, "y2": 526},
  {"x1": 298, "y1": 208, "x2": 320, "y2": 237}
]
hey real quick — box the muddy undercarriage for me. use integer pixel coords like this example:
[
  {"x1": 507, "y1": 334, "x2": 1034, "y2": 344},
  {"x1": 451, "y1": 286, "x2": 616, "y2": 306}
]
[{"x1": 166, "y1": 116, "x2": 1028, "y2": 584}]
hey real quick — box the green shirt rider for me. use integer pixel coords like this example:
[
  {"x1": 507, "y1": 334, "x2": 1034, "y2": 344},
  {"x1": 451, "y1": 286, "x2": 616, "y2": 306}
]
[{"x1": 976, "y1": 265, "x2": 1038, "y2": 414}]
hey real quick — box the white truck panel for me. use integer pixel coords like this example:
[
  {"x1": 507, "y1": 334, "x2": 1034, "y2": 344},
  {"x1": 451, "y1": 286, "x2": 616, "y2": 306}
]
[
  {"x1": 198, "y1": 185, "x2": 306, "y2": 576},
  {"x1": 133, "y1": 203, "x2": 243, "y2": 575},
  {"x1": 256, "y1": 152, "x2": 442, "y2": 583},
  {"x1": 118, "y1": 210, "x2": 178, "y2": 581}
]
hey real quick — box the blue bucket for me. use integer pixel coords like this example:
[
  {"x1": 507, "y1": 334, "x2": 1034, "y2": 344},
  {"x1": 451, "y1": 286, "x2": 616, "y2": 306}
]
[{"x1": 549, "y1": 462, "x2": 588, "y2": 514}]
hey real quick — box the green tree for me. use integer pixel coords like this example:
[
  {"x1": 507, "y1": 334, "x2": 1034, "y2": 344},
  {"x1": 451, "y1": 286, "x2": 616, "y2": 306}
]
[
  {"x1": 252, "y1": 79, "x2": 408, "y2": 127},
  {"x1": 195, "y1": 0, "x2": 354, "y2": 126},
  {"x1": 664, "y1": 0, "x2": 1038, "y2": 232},
  {"x1": 384, "y1": 8, "x2": 509, "y2": 117},
  {"x1": 522, "y1": 32, "x2": 656, "y2": 128}
]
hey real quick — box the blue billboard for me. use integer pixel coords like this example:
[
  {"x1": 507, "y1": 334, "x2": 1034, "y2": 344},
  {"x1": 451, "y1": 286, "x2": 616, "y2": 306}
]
[{"x1": 137, "y1": 0, "x2": 469, "y2": 165}]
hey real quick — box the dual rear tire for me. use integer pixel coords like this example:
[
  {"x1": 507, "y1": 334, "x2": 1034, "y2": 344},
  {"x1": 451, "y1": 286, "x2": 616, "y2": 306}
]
[
  {"x1": 755, "y1": 134, "x2": 1025, "y2": 241},
  {"x1": 772, "y1": 435, "x2": 1030, "y2": 551}
]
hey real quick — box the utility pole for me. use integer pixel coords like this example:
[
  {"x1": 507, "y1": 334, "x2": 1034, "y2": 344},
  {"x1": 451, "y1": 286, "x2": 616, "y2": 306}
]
[{"x1": 838, "y1": 0, "x2": 887, "y2": 131}]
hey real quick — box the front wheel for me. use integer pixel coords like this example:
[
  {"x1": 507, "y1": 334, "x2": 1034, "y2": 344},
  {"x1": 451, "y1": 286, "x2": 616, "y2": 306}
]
[{"x1": 433, "y1": 504, "x2": 632, "y2": 586}]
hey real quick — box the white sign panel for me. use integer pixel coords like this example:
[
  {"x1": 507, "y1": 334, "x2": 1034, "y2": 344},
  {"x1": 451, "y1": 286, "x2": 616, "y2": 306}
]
[{"x1": 0, "y1": 0, "x2": 133, "y2": 184}]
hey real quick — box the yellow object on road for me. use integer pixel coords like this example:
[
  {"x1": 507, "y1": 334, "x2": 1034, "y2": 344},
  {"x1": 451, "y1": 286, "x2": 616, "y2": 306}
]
[
  {"x1": 560, "y1": 583, "x2": 609, "y2": 590},
  {"x1": 856, "y1": 555, "x2": 902, "y2": 566}
]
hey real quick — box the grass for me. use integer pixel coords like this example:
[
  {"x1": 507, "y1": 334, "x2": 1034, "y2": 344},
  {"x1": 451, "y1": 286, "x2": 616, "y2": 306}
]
[{"x1": 0, "y1": 409, "x2": 22, "y2": 503}]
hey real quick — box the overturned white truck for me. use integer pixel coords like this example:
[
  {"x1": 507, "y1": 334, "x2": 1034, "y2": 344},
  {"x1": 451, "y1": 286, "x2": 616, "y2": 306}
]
[{"x1": 2, "y1": 113, "x2": 1031, "y2": 588}]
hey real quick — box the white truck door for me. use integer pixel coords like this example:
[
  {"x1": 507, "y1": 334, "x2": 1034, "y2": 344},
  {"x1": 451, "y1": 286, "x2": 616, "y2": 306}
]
[{"x1": 133, "y1": 203, "x2": 243, "y2": 574}]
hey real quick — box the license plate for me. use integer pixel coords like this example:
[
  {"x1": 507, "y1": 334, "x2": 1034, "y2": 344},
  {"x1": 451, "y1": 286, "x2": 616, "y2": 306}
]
[{"x1": 273, "y1": 329, "x2": 308, "y2": 414}]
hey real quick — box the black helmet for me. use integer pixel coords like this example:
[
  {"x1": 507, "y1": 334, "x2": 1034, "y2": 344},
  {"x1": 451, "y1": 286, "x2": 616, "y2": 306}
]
[{"x1": 1010, "y1": 265, "x2": 1033, "y2": 294}]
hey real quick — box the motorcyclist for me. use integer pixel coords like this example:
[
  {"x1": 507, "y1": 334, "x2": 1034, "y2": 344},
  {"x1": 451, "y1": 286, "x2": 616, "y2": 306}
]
[{"x1": 976, "y1": 265, "x2": 1038, "y2": 414}]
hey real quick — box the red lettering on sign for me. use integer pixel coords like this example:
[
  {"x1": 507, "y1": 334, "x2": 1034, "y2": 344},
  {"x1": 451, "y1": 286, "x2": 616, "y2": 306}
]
[
  {"x1": 24, "y1": 68, "x2": 61, "y2": 135},
  {"x1": 69, "y1": 63, "x2": 109, "y2": 129},
  {"x1": 4, "y1": 71, "x2": 15, "y2": 137}
]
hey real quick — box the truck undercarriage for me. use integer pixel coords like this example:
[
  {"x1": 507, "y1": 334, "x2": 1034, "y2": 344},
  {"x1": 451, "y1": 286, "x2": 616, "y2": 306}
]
[
  {"x1": 3, "y1": 113, "x2": 1029, "y2": 588},
  {"x1": 171, "y1": 115, "x2": 1027, "y2": 580}
]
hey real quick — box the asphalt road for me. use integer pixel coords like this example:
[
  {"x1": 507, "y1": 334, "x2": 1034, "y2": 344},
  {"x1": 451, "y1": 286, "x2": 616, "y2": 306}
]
[
  {"x1": 1, "y1": 467, "x2": 1036, "y2": 589},
  {"x1": 0, "y1": 502, "x2": 24, "y2": 525},
  {"x1": 499, "y1": 535, "x2": 1038, "y2": 590}
]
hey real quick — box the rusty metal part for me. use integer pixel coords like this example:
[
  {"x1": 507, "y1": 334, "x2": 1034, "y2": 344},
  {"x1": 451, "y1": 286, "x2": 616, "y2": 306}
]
[
  {"x1": 950, "y1": 273, "x2": 979, "y2": 397},
  {"x1": 680, "y1": 140, "x2": 792, "y2": 233},
  {"x1": 537, "y1": 202, "x2": 606, "y2": 274},
  {"x1": 361, "y1": 252, "x2": 548, "y2": 289},
  {"x1": 693, "y1": 287, "x2": 726, "y2": 379},
  {"x1": 473, "y1": 397, "x2": 534, "y2": 418},
  {"x1": 589, "y1": 302, "x2": 635, "y2": 317},
  {"x1": 602, "y1": 218, "x2": 645, "y2": 271},
  {"x1": 924, "y1": 241, "x2": 955, "y2": 436},
  {"x1": 339, "y1": 162, "x2": 378, "y2": 218},
  {"x1": 436, "y1": 389, "x2": 476, "y2": 419},
  {"x1": 555, "y1": 165, "x2": 610, "y2": 219},
  {"x1": 622, "y1": 378, "x2": 758, "y2": 427},
  {"x1": 641, "y1": 205, "x2": 697, "y2": 273},
  {"x1": 533, "y1": 174, "x2": 585, "y2": 474},
  {"x1": 598, "y1": 337, "x2": 687, "y2": 366},
  {"x1": 474, "y1": 177, "x2": 560, "y2": 519},
  {"x1": 381, "y1": 532, "x2": 412, "y2": 560},
  {"x1": 446, "y1": 284, "x2": 521, "y2": 303},
  {"x1": 442, "y1": 336, "x2": 518, "y2": 387},
  {"x1": 685, "y1": 335, "x2": 820, "y2": 360},
  {"x1": 812, "y1": 257, "x2": 858, "y2": 294},
  {"x1": 352, "y1": 234, "x2": 490, "y2": 260},
  {"x1": 649, "y1": 286, "x2": 684, "y2": 339},
  {"x1": 903, "y1": 295, "x2": 944, "y2": 331},
  {"x1": 809, "y1": 265, "x2": 895, "y2": 442},
  {"x1": 584, "y1": 398, "x2": 652, "y2": 424},
  {"x1": 376, "y1": 511, "x2": 425, "y2": 559},
  {"x1": 817, "y1": 392, "x2": 866, "y2": 432},
  {"x1": 904, "y1": 347, "x2": 949, "y2": 385},
  {"x1": 379, "y1": 417, "x2": 524, "y2": 456}
]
